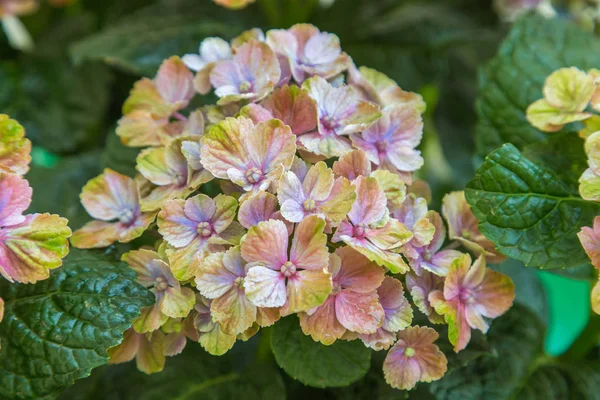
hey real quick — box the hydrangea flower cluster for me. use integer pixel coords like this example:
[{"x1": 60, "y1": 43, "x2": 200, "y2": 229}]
[
  {"x1": 73, "y1": 25, "x2": 516, "y2": 390},
  {"x1": 0, "y1": 114, "x2": 72, "y2": 325}
]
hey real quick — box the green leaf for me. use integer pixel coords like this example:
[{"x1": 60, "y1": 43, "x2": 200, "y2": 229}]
[
  {"x1": 26, "y1": 152, "x2": 102, "y2": 230},
  {"x1": 0, "y1": 249, "x2": 154, "y2": 400},
  {"x1": 465, "y1": 144, "x2": 600, "y2": 269},
  {"x1": 475, "y1": 14, "x2": 600, "y2": 156},
  {"x1": 429, "y1": 304, "x2": 600, "y2": 399},
  {"x1": 70, "y1": 0, "x2": 262, "y2": 76},
  {"x1": 271, "y1": 315, "x2": 371, "y2": 388},
  {"x1": 58, "y1": 343, "x2": 285, "y2": 400}
]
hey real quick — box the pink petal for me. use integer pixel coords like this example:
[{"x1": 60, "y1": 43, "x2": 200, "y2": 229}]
[
  {"x1": 70, "y1": 220, "x2": 121, "y2": 249},
  {"x1": 299, "y1": 295, "x2": 346, "y2": 345},
  {"x1": 195, "y1": 251, "x2": 237, "y2": 299},
  {"x1": 239, "y1": 104, "x2": 274, "y2": 123},
  {"x1": 238, "y1": 191, "x2": 287, "y2": 230},
  {"x1": 348, "y1": 176, "x2": 387, "y2": 226},
  {"x1": 241, "y1": 219, "x2": 289, "y2": 269},
  {"x1": 335, "y1": 290, "x2": 384, "y2": 334},
  {"x1": 334, "y1": 246, "x2": 384, "y2": 293},
  {"x1": 262, "y1": 85, "x2": 317, "y2": 135},
  {"x1": 378, "y1": 276, "x2": 413, "y2": 332},
  {"x1": 211, "y1": 286, "x2": 257, "y2": 335},
  {"x1": 285, "y1": 268, "x2": 332, "y2": 313},
  {"x1": 154, "y1": 56, "x2": 194, "y2": 108},
  {"x1": 80, "y1": 169, "x2": 139, "y2": 222},
  {"x1": 0, "y1": 115, "x2": 31, "y2": 176},
  {"x1": 302, "y1": 161, "x2": 334, "y2": 202},
  {"x1": 290, "y1": 215, "x2": 329, "y2": 270},
  {"x1": 158, "y1": 199, "x2": 202, "y2": 248},
  {"x1": 474, "y1": 268, "x2": 515, "y2": 319},
  {"x1": 332, "y1": 149, "x2": 372, "y2": 180},
  {"x1": 243, "y1": 265, "x2": 287, "y2": 307},
  {"x1": 0, "y1": 173, "x2": 31, "y2": 226},
  {"x1": 121, "y1": 249, "x2": 164, "y2": 287},
  {"x1": 318, "y1": 176, "x2": 356, "y2": 225},
  {"x1": 579, "y1": 217, "x2": 600, "y2": 269},
  {"x1": 357, "y1": 328, "x2": 397, "y2": 351}
]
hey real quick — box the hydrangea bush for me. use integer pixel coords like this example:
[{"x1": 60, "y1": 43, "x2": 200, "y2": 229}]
[
  {"x1": 4, "y1": 1, "x2": 600, "y2": 398},
  {"x1": 66, "y1": 25, "x2": 516, "y2": 390}
]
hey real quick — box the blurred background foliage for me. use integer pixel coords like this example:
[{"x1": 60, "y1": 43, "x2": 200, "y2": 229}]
[{"x1": 1, "y1": 0, "x2": 598, "y2": 398}]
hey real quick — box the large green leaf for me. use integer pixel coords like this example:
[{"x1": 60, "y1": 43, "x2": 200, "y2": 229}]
[
  {"x1": 430, "y1": 304, "x2": 600, "y2": 399},
  {"x1": 58, "y1": 343, "x2": 285, "y2": 400},
  {"x1": 465, "y1": 144, "x2": 600, "y2": 269},
  {"x1": 475, "y1": 14, "x2": 600, "y2": 156},
  {"x1": 271, "y1": 315, "x2": 371, "y2": 388},
  {"x1": 70, "y1": 0, "x2": 262, "y2": 77},
  {"x1": 0, "y1": 249, "x2": 154, "y2": 400}
]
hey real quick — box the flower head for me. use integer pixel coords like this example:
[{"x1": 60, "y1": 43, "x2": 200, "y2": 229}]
[
  {"x1": 299, "y1": 247, "x2": 385, "y2": 345},
  {"x1": 137, "y1": 138, "x2": 212, "y2": 211},
  {"x1": 241, "y1": 215, "x2": 332, "y2": 313},
  {"x1": 278, "y1": 161, "x2": 356, "y2": 225},
  {"x1": 526, "y1": 67, "x2": 596, "y2": 132},
  {"x1": 183, "y1": 37, "x2": 232, "y2": 94},
  {"x1": 158, "y1": 193, "x2": 239, "y2": 281},
  {"x1": 0, "y1": 115, "x2": 31, "y2": 175},
  {"x1": 351, "y1": 105, "x2": 423, "y2": 182},
  {"x1": 71, "y1": 169, "x2": 156, "y2": 248},
  {"x1": 429, "y1": 254, "x2": 515, "y2": 352},
  {"x1": 333, "y1": 176, "x2": 413, "y2": 273},
  {"x1": 300, "y1": 76, "x2": 381, "y2": 157},
  {"x1": 442, "y1": 191, "x2": 506, "y2": 264},
  {"x1": 383, "y1": 326, "x2": 447, "y2": 390},
  {"x1": 267, "y1": 24, "x2": 350, "y2": 83},
  {"x1": 200, "y1": 117, "x2": 296, "y2": 197},
  {"x1": 123, "y1": 249, "x2": 195, "y2": 333},
  {"x1": 210, "y1": 39, "x2": 280, "y2": 104},
  {"x1": 195, "y1": 246, "x2": 279, "y2": 335}
]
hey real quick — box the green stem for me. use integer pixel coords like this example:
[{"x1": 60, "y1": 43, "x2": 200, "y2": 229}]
[{"x1": 561, "y1": 313, "x2": 600, "y2": 361}]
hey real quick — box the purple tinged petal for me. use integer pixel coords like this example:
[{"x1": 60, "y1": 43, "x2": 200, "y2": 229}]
[
  {"x1": 241, "y1": 219, "x2": 289, "y2": 269},
  {"x1": 80, "y1": 169, "x2": 139, "y2": 222},
  {"x1": 243, "y1": 265, "x2": 287, "y2": 307},
  {"x1": 0, "y1": 173, "x2": 31, "y2": 226}
]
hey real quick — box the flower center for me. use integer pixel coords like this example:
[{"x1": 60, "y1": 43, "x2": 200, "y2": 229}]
[
  {"x1": 459, "y1": 288, "x2": 475, "y2": 304},
  {"x1": 303, "y1": 198, "x2": 316, "y2": 211},
  {"x1": 375, "y1": 141, "x2": 387, "y2": 155},
  {"x1": 404, "y1": 347, "x2": 415, "y2": 357},
  {"x1": 118, "y1": 208, "x2": 136, "y2": 225},
  {"x1": 174, "y1": 172, "x2": 187, "y2": 186},
  {"x1": 239, "y1": 80, "x2": 252, "y2": 93},
  {"x1": 422, "y1": 249, "x2": 432, "y2": 262},
  {"x1": 353, "y1": 223, "x2": 368, "y2": 239},
  {"x1": 155, "y1": 276, "x2": 168, "y2": 291},
  {"x1": 320, "y1": 115, "x2": 338, "y2": 132},
  {"x1": 245, "y1": 167, "x2": 263, "y2": 184},
  {"x1": 280, "y1": 261, "x2": 297, "y2": 277},
  {"x1": 234, "y1": 276, "x2": 244, "y2": 288},
  {"x1": 332, "y1": 282, "x2": 341, "y2": 295},
  {"x1": 197, "y1": 221, "x2": 213, "y2": 237}
]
